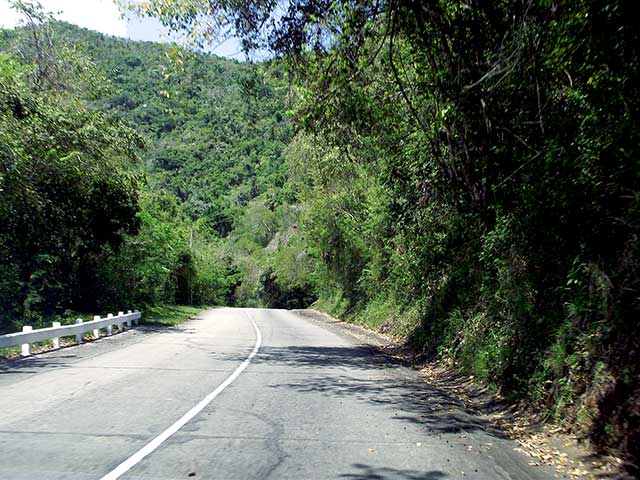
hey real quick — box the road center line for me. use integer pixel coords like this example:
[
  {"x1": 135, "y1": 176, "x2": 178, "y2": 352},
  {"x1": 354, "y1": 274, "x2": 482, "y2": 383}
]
[{"x1": 100, "y1": 310, "x2": 262, "y2": 480}]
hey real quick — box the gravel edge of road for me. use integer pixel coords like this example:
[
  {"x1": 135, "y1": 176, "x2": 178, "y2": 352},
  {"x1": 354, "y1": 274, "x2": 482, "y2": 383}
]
[{"x1": 293, "y1": 308, "x2": 633, "y2": 480}]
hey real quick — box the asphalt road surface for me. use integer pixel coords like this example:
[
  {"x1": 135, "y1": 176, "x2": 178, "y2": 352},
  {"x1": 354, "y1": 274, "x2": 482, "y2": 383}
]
[{"x1": 0, "y1": 308, "x2": 559, "y2": 480}]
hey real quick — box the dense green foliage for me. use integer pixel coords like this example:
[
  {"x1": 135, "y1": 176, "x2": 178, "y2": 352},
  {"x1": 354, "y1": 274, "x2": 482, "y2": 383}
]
[
  {"x1": 1, "y1": 0, "x2": 639, "y2": 467},
  {"x1": 50, "y1": 22, "x2": 302, "y2": 308},
  {"x1": 0, "y1": 51, "x2": 142, "y2": 327},
  {"x1": 0, "y1": 12, "x2": 298, "y2": 326},
  {"x1": 51, "y1": 23, "x2": 293, "y2": 235}
]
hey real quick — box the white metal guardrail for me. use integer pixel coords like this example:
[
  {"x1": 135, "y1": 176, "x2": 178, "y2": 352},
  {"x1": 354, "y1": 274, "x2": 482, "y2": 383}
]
[{"x1": 0, "y1": 310, "x2": 141, "y2": 356}]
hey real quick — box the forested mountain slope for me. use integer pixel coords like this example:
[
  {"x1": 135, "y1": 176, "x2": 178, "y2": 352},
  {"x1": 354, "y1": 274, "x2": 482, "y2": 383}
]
[
  {"x1": 0, "y1": 20, "x2": 300, "y2": 320},
  {"x1": 53, "y1": 22, "x2": 293, "y2": 235}
]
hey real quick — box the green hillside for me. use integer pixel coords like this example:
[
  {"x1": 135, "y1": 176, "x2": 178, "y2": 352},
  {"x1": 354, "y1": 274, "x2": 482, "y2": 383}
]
[
  {"x1": 0, "y1": 19, "x2": 303, "y2": 319},
  {"x1": 52, "y1": 22, "x2": 293, "y2": 235}
]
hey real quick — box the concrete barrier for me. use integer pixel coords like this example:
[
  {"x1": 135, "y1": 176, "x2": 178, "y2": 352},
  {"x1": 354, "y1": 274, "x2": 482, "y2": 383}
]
[{"x1": 0, "y1": 310, "x2": 141, "y2": 356}]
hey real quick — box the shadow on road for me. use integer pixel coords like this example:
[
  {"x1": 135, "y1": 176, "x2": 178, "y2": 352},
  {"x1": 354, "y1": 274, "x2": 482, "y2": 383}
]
[
  {"x1": 0, "y1": 354, "x2": 79, "y2": 375},
  {"x1": 256, "y1": 344, "x2": 394, "y2": 369},
  {"x1": 220, "y1": 344, "x2": 511, "y2": 439},
  {"x1": 340, "y1": 464, "x2": 447, "y2": 479}
]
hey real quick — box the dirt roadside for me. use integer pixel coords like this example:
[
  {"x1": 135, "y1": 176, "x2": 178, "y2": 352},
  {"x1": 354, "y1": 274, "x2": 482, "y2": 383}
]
[{"x1": 295, "y1": 308, "x2": 634, "y2": 480}]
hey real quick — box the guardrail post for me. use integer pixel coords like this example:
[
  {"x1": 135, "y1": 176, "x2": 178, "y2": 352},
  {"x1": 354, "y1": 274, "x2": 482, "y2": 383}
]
[
  {"x1": 102, "y1": 314, "x2": 112, "y2": 335},
  {"x1": 92, "y1": 315, "x2": 100, "y2": 339},
  {"x1": 134, "y1": 309, "x2": 140, "y2": 325},
  {"x1": 120, "y1": 311, "x2": 131, "y2": 328},
  {"x1": 115, "y1": 313, "x2": 123, "y2": 332},
  {"x1": 75, "y1": 318, "x2": 84, "y2": 344},
  {"x1": 107, "y1": 313, "x2": 114, "y2": 334},
  {"x1": 21, "y1": 326, "x2": 32, "y2": 356},
  {"x1": 52, "y1": 322, "x2": 61, "y2": 349},
  {"x1": 92, "y1": 328, "x2": 99, "y2": 339}
]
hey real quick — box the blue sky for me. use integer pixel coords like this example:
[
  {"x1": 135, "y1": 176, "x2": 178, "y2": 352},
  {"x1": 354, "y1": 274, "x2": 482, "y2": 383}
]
[{"x1": 0, "y1": 0, "x2": 245, "y2": 59}]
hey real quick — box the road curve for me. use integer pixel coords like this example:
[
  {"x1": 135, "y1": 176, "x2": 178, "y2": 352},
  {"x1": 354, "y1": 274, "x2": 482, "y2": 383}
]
[{"x1": 0, "y1": 308, "x2": 558, "y2": 480}]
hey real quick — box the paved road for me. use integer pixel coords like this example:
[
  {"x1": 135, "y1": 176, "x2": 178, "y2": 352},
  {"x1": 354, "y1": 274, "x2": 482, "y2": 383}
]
[{"x1": 0, "y1": 308, "x2": 558, "y2": 480}]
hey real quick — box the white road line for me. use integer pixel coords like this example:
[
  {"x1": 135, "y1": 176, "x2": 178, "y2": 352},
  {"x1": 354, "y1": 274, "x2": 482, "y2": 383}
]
[{"x1": 100, "y1": 310, "x2": 262, "y2": 480}]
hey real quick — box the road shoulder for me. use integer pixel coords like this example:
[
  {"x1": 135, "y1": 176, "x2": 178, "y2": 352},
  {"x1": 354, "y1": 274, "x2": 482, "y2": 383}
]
[{"x1": 294, "y1": 308, "x2": 630, "y2": 480}]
